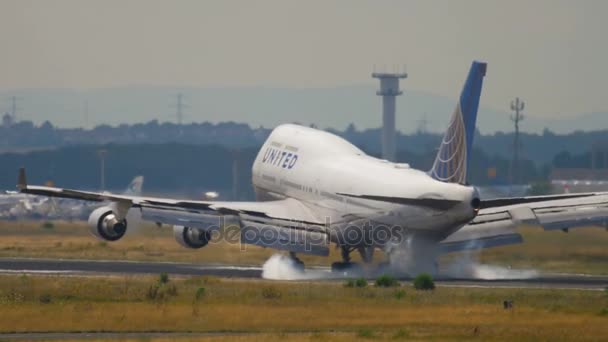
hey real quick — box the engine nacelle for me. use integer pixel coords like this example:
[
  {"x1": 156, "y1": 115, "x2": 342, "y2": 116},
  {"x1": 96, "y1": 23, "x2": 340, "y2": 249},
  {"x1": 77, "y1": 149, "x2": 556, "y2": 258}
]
[
  {"x1": 173, "y1": 225, "x2": 211, "y2": 249},
  {"x1": 88, "y1": 206, "x2": 128, "y2": 241}
]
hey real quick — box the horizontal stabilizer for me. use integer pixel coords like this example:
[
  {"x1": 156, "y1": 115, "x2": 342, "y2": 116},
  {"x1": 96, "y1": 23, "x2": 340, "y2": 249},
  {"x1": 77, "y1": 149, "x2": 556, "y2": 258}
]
[
  {"x1": 480, "y1": 193, "x2": 598, "y2": 209},
  {"x1": 337, "y1": 193, "x2": 460, "y2": 211}
]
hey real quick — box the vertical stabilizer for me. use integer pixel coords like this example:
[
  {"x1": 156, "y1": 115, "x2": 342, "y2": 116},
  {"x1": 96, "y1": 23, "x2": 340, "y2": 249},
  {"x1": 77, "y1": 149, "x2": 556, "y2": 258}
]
[
  {"x1": 124, "y1": 176, "x2": 144, "y2": 195},
  {"x1": 429, "y1": 61, "x2": 487, "y2": 184}
]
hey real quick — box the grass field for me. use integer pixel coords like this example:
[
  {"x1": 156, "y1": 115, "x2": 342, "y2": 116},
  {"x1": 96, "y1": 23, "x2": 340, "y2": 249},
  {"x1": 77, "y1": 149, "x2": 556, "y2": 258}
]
[
  {"x1": 0, "y1": 220, "x2": 372, "y2": 266},
  {"x1": 0, "y1": 274, "x2": 606, "y2": 341},
  {"x1": 474, "y1": 224, "x2": 608, "y2": 275},
  {"x1": 0, "y1": 220, "x2": 606, "y2": 275},
  {"x1": 0, "y1": 221, "x2": 607, "y2": 341}
]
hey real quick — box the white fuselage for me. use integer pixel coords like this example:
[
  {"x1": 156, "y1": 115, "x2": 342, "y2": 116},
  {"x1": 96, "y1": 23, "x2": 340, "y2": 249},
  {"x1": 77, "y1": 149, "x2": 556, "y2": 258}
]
[{"x1": 251, "y1": 124, "x2": 478, "y2": 245}]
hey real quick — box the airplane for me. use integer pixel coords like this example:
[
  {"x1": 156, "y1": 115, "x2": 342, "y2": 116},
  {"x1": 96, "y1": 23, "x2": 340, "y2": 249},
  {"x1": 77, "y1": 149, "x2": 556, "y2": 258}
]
[
  {"x1": 59, "y1": 175, "x2": 145, "y2": 220},
  {"x1": 14, "y1": 61, "x2": 608, "y2": 275},
  {"x1": 1, "y1": 176, "x2": 144, "y2": 220}
]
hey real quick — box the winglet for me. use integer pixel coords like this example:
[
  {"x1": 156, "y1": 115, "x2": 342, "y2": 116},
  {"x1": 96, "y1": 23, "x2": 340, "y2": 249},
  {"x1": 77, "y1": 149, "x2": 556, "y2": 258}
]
[{"x1": 17, "y1": 167, "x2": 27, "y2": 191}]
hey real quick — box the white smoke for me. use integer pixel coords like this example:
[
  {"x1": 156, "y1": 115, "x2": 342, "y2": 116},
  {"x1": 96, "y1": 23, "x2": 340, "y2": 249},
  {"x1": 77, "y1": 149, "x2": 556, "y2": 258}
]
[
  {"x1": 470, "y1": 263, "x2": 538, "y2": 279},
  {"x1": 262, "y1": 254, "x2": 319, "y2": 280},
  {"x1": 261, "y1": 254, "x2": 366, "y2": 280},
  {"x1": 385, "y1": 235, "x2": 446, "y2": 277},
  {"x1": 262, "y1": 237, "x2": 540, "y2": 281},
  {"x1": 386, "y1": 235, "x2": 414, "y2": 273},
  {"x1": 443, "y1": 246, "x2": 538, "y2": 280}
]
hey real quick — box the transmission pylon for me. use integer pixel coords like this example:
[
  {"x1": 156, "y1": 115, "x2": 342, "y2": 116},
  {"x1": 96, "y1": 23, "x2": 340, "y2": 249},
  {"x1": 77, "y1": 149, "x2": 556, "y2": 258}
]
[{"x1": 509, "y1": 97, "x2": 525, "y2": 185}]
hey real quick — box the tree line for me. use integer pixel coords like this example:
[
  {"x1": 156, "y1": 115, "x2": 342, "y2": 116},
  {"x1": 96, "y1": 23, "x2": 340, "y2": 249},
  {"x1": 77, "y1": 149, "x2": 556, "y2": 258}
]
[{"x1": 0, "y1": 141, "x2": 595, "y2": 199}]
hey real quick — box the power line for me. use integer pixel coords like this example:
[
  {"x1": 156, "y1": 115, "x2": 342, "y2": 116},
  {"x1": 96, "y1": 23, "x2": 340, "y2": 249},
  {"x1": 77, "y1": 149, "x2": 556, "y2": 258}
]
[
  {"x1": 98, "y1": 149, "x2": 108, "y2": 191},
  {"x1": 509, "y1": 97, "x2": 525, "y2": 185},
  {"x1": 416, "y1": 113, "x2": 428, "y2": 134},
  {"x1": 84, "y1": 99, "x2": 89, "y2": 129},
  {"x1": 10, "y1": 96, "x2": 16, "y2": 119},
  {"x1": 176, "y1": 93, "x2": 183, "y2": 125},
  {"x1": 170, "y1": 93, "x2": 188, "y2": 125},
  {"x1": 7, "y1": 96, "x2": 21, "y2": 122}
]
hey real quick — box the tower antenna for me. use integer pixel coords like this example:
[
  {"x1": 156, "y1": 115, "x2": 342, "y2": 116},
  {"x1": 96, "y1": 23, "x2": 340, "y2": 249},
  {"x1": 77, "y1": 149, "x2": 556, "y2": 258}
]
[
  {"x1": 170, "y1": 93, "x2": 188, "y2": 125},
  {"x1": 509, "y1": 97, "x2": 525, "y2": 185},
  {"x1": 7, "y1": 96, "x2": 21, "y2": 123}
]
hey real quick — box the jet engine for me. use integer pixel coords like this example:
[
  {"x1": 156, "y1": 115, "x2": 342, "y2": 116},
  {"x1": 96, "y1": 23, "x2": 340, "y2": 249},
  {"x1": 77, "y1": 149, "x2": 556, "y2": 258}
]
[
  {"x1": 88, "y1": 206, "x2": 128, "y2": 241},
  {"x1": 173, "y1": 225, "x2": 212, "y2": 249}
]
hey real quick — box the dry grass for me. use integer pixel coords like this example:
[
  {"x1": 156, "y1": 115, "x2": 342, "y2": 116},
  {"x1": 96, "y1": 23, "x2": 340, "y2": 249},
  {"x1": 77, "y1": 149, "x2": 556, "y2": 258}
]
[
  {"x1": 0, "y1": 220, "x2": 372, "y2": 266},
  {"x1": 473, "y1": 225, "x2": 608, "y2": 274},
  {"x1": 53, "y1": 334, "x2": 409, "y2": 342},
  {"x1": 0, "y1": 221, "x2": 607, "y2": 274},
  {"x1": 0, "y1": 274, "x2": 606, "y2": 341}
]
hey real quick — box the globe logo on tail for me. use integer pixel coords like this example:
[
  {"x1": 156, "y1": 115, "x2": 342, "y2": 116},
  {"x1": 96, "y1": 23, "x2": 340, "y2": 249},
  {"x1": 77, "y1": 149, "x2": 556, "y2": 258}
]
[{"x1": 430, "y1": 104, "x2": 468, "y2": 184}]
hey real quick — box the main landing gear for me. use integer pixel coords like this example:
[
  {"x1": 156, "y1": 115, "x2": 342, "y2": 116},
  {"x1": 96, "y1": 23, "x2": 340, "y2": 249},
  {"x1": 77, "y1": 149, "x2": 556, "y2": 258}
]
[
  {"x1": 288, "y1": 251, "x2": 305, "y2": 271},
  {"x1": 330, "y1": 245, "x2": 373, "y2": 273}
]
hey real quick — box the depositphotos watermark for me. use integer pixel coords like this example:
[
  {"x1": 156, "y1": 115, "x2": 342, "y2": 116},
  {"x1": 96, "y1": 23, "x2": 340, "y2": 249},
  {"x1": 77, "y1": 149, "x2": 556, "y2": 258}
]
[{"x1": 183, "y1": 216, "x2": 407, "y2": 252}]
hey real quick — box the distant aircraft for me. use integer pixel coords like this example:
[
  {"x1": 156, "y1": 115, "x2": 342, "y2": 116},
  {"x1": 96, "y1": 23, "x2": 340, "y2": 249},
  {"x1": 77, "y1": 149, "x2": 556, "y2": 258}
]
[
  {"x1": 16, "y1": 61, "x2": 608, "y2": 274},
  {"x1": 60, "y1": 176, "x2": 144, "y2": 219},
  {"x1": 0, "y1": 191, "x2": 51, "y2": 218},
  {"x1": 1, "y1": 176, "x2": 143, "y2": 220},
  {"x1": 0, "y1": 192, "x2": 29, "y2": 211}
]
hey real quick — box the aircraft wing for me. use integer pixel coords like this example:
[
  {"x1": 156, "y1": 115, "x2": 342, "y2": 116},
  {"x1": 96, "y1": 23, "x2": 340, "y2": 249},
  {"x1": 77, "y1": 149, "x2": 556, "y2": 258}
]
[
  {"x1": 17, "y1": 168, "x2": 323, "y2": 226},
  {"x1": 440, "y1": 192, "x2": 608, "y2": 253},
  {"x1": 17, "y1": 168, "x2": 329, "y2": 255}
]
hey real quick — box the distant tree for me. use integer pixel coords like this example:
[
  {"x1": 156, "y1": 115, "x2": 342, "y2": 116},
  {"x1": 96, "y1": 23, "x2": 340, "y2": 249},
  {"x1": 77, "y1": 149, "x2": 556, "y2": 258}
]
[
  {"x1": 344, "y1": 278, "x2": 368, "y2": 288},
  {"x1": 413, "y1": 273, "x2": 435, "y2": 290},
  {"x1": 542, "y1": 128, "x2": 555, "y2": 137},
  {"x1": 345, "y1": 123, "x2": 357, "y2": 135},
  {"x1": 40, "y1": 121, "x2": 54, "y2": 130},
  {"x1": 375, "y1": 274, "x2": 399, "y2": 287},
  {"x1": 159, "y1": 273, "x2": 169, "y2": 284}
]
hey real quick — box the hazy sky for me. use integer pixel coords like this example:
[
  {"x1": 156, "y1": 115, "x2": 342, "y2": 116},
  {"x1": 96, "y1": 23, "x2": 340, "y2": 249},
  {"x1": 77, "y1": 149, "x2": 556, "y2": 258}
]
[{"x1": 1, "y1": 0, "x2": 607, "y2": 120}]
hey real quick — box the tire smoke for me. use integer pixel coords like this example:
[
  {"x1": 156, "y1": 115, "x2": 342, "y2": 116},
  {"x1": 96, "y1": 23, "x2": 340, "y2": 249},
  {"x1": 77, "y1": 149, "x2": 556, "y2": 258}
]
[
  {"x1": 443, "y1": 244, "x2": 538, "y2": 279},
  {"x1": 261, "y1": 254, "x2": 366, "y2": 280}
]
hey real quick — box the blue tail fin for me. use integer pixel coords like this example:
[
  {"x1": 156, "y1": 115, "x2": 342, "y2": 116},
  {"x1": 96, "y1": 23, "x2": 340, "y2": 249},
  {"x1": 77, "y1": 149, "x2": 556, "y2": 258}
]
[{"x1": 429, "y1": 61, "x2": 486, "y2": 184}]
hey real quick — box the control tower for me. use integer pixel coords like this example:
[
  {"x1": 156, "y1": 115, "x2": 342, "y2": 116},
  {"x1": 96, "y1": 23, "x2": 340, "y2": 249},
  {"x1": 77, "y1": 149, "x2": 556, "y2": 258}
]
[{"x1": 372, "y1": 71, "x2": 407, "y2": 162}]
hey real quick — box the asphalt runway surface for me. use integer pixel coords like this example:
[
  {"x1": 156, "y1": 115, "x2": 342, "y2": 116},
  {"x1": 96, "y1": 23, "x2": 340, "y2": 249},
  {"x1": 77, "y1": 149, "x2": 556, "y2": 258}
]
[{"x1": 0, "y1": 257, "x2": 606, "y2": 290}]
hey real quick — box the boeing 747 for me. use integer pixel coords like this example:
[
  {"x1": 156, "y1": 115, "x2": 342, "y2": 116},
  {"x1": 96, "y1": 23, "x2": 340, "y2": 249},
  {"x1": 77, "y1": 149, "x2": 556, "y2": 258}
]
[{"x1": 16, "y1": 61, "x2": 608, "y2": 274}]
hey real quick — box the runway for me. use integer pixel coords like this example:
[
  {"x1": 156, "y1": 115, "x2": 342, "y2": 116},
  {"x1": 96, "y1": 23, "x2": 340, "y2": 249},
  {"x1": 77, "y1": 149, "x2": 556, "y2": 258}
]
[
  {"x1": 0, "y1": 257, "x2": 606, "y2": 290},
  {"x1": 0, "y1": 257, "x2": 262, "y2": 278}
]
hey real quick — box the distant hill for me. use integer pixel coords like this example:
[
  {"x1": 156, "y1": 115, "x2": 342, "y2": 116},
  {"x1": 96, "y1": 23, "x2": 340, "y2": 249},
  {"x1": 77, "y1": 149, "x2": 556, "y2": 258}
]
[{"x1": 3, "y1": 86, "x2": 607, "y2": 134}]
